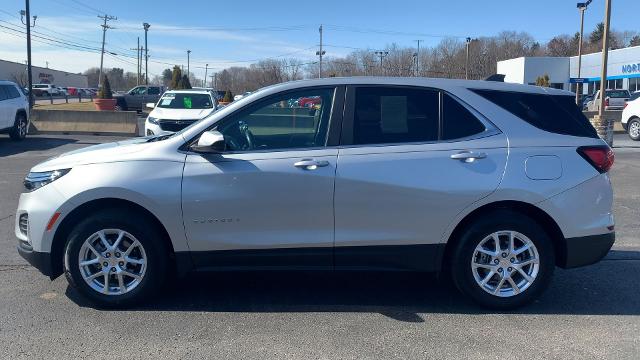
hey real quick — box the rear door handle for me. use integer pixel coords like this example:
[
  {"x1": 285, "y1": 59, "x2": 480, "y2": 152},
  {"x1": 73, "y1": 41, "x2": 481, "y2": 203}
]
[
  {"x1": 450, "y1": 151, "x2": 487, "y2": 163},
  {"x1": 294, "y1": 159, "x2": 330, "y2": 170}
]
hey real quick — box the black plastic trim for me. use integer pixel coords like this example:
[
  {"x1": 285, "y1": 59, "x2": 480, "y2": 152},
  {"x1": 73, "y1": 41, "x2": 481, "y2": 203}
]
[
  {"x1": 559, "y1": 232, "x2": 615, "y2": 269},
  {"x1": 17, "y1": 243, "x2": 55, "y2": 278}
]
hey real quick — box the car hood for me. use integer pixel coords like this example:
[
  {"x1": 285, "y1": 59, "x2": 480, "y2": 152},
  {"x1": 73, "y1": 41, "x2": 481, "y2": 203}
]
[
  {"x1": 149, "y1": 107, "x2": 213, "y2": 120},
  {"x1": 30, "y1": 137, "x2": 156, "y2": 172}
]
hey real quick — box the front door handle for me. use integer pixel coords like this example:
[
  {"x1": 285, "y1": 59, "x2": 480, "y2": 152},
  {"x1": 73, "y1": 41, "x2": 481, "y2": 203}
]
[
  {"x1": 294, "y1": 159, "x2": 330, "y2": 170},
  {"x1": 450, "y1": 151, "x2": 487, "y2": 163}
]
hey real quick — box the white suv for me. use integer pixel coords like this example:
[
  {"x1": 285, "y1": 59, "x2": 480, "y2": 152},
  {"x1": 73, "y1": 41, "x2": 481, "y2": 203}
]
[
  {"x1": 15, "y1": 78, "x2": 615, "y2": 309},
  {"x1": 622, "y1": 94, "x2": 640, "y2": 140},
  {"x1": 0, "y1": 80, "x2": 30, "y2": 140},
  {"x1": 145, "y1": 89, "x2": 217, "y2": 136}
]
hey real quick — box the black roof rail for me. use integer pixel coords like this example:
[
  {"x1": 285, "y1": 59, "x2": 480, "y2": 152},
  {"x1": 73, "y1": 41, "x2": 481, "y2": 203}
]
[{"x1": 485, "y1": 74, "x2": 506, "y2": 82}]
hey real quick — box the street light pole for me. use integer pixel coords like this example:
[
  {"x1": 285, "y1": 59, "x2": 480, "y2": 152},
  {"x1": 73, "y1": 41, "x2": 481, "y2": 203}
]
[
  {"x1": 575, "y1": 0, "x2": 592, "y2": 105},
  {"x1": 465, "y1": 37, "x2": 477, "y2": 80},
  {"x1": 204, "y1": 64, "x2": 208, "y2": 88},
  {"x1": 143, "y1": 22, "x2": 150, "y2": 85}
]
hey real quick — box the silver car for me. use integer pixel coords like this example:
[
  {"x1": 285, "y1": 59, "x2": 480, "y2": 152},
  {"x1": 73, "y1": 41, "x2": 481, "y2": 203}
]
[{"x1": 16, "y1": 77, "x2": 615, "y2": 309}]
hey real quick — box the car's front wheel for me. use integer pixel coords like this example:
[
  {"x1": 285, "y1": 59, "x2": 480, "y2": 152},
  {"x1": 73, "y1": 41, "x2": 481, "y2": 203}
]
[
  {"x1": 628, "y1": 118, "x2": 640, "y2": 141},
  {"x1": 63, "y1": 209, "x2": 168, "y2": 307},
  {"x1": 9, "y1": 113, "x2": 28, "y2": 141},
  {"x1": 450, "y1": 210, "x2": 555, "y2": 309}
]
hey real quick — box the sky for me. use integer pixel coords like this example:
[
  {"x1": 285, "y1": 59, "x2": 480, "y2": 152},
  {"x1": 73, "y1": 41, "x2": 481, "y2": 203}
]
[{"x1": 0, "y1": 0, "x2": 638, "y2": 81}]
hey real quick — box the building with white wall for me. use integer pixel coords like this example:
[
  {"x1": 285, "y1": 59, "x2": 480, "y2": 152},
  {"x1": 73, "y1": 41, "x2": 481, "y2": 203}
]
[
  {"x1": 497, "y1": 45, "x2": 640, "y2": 95},
  {"x1": 0, "y1": 59, "x2": 88, "y2": 88}
]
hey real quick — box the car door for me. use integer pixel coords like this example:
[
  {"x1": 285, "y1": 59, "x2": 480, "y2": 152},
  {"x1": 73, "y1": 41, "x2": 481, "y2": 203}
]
[
  {"x1": 0, "y1": 86, "x2": 10, "y2": 129},
  {"x1": 145, "y1": 86, "x2": 162, "y2": 106},
  {"x1": 333, "y1": 86, "x2": 508, "y2": 271},
  {"x1": 126, "y1": 86, "x2": 146, "y2": 109},
  {"x1": 182, "y1": 86, "x2": 344, "y2": 269}
]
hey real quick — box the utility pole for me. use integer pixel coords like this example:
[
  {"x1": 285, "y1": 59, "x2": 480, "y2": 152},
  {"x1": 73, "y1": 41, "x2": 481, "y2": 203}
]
[
  {"x1": 131, "y1": 37, "x2": 141, "y2": 85},
  {"x1": 597, "y1": 0, "x2": 612, "y2": 119},
  {"x1": 204, "y1": 64, "x2": 208, "y2": 88},
  {"x1": 465, "y1": 37, "x2": 477, "y2": 80},
  {"x1": 143, "y1": 22, "x2": 150, "y2": 85},
  {"x1": 209, "y1": 74, "x2": 215, "y2": 89},
  {"x1": 416, "y1": 41, "x2": 420, "y2": 76},
  {"x1": 374, "y1": 51, "x2": 389, "y2": 76},
  {"x1": 187, "y1": 50, "x2": 191, "y2": 81},
  {"x1": 575, "y1": 0, "x2": 592, "y2": 105},
  {"x1": 20, "y1": 2, "x2": 36, "y2": 109},
  {"x1": 98, "y1": 14, "x2": 117, "y2": 88},
  {"x1": 316, "y1": 25, "x2": 325, "y2": 78}
]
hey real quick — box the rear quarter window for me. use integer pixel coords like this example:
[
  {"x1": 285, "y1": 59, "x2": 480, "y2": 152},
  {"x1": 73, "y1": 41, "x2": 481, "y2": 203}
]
[{"x1": 471, "y1": 89, "x2": 598, "y2": 139}]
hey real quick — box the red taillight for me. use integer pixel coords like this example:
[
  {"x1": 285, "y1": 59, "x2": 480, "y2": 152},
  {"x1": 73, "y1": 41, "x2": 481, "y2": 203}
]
[
  {"x1": 577, "y1": 146, "x2": 614, "y2": 173},
  {"x1": 605, "y1": 98, "x2": 609, "y2": 107}
]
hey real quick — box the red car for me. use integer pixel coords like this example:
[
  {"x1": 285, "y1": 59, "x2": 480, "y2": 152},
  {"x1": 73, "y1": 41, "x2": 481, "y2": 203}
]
[{"x1": 298, "y1": 96, "x2": 322, "y2": 108}]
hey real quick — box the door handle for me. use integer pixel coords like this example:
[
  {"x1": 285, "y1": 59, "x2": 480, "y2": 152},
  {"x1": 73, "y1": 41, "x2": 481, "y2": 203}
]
[
  {"x1": 450, "y1": 151, "x2": 487, "y2": 163},
  {"x1": 294, "y1": 159, "x2": 330, "y2": 170}
]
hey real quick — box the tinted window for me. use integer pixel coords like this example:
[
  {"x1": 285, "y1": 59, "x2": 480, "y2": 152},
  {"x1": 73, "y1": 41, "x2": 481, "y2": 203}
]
[
  {"x1": 217, "y1": 88, "x2": 334, "y2": 151},
  {"x1": 353, "y1": 87, "x2": 439, "y2": 145},
  {"x1": 147, "y1": 87, "x2": 161, "y2": 95},
  {"x1": 471, "y1": 89, "x2": 598, "y2": 138},
  {"x1": 129, "y1": 87, "x2": 146, "y2": 95},
  {"x1": 0, "y1": 86, "x2": 8, "y2": 101},
  {"x1": 158, "y1": 93, "x2": 213, "y2": 109},
  {"x1": 442, "y1": 94, "x2": 486, "y2": 140},
  {"x1": 630, "y1": 92, "x2": 640, "y2": 102},
  {"x1": 606, "y1": 90, "x2": 629, "y2": 98},
  {"x1": 5, "y1": 85, "x2": 21, "y2": 99}
]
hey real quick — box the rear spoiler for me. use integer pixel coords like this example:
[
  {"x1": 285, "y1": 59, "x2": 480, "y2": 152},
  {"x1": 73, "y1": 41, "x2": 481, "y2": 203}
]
[{"x1": 485, "y1": 74, "x2": 505, "y2": 82}]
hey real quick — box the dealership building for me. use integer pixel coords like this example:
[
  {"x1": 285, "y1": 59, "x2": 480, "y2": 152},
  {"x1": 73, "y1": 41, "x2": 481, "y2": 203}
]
[
  {"x1": 497, "y1": 45, "x2": 640, "y2": 95},
  {"x1": 0, "y1": 58, "x2": 88, "y2": 88}
]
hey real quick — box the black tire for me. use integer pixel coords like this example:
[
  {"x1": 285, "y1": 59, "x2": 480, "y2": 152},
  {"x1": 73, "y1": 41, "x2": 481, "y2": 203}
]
[
  {"x1": 450, "y1": 209, "x2": 555, "y2": 309},
  {"x1": 628, "y1": 118, "x2": 640, "y2": 141},
  {"x1": 9, "y1": 113, "x2": 28, "y2": 141},
  {"x1": 63, "y1": 209, "x2": 169, "y2": 308}
]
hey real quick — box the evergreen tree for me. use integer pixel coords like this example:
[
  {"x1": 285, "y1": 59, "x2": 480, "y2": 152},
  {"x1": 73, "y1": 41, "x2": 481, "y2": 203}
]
[
  {"x1": 97, "y1": 75, "x2": 113, "y2": 99},
  {"x1": 181, "y1": 74, "x2": 192, "y2": 89},
  {"x1": 630, "y1": 35, "x2": 640, "y2": 47},
  {"x1": 535, "y1": 74, "x2": 550, "y2": 87},
  {"x1": 223, "y1": 90, "x2": 233, "y2": 102},
  {"x1": 170, "y1": 65, "x2": 182, "y2": 89}
]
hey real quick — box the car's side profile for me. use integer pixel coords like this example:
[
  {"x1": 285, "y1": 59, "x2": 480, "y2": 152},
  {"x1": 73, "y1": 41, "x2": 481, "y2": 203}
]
[
  {"x1": 622, "y1": 97, "x2": 640, "y2": 141},
  {"x1": 0, "y1": 80, "x2": 30, "y2": 140},
  {"x1": 16, "y1": 77, "x2": 614, "y2": 309}
]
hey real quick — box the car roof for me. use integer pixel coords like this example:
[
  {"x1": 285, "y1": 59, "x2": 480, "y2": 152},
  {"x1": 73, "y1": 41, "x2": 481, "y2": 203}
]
[
  {"x1": 257, "y1": 76, "x2": 574, "y2": 96},
  {"x1": 164, "y1": 89, "x2": 213, "y2": 95}
]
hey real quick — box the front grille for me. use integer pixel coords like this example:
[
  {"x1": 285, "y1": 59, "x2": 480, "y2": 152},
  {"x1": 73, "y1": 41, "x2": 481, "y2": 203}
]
[
  {"x1": 19, "y1": 213, "x2": 28, "y2": 236},
  {"x1": 159, "y1": 119, "x2": 197, "y2": 132}
]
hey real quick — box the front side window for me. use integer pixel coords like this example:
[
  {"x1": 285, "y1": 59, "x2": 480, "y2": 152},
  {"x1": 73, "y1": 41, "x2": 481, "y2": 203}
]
[
  {"x1": 129, "y1": 87, "x2": 146, "y2": 95},
  {"x1": 217, "y1": 88, "x2": 334, "y2": 152},
  {"x1": 158, "y1": 93, "x2": 213, "y2": 109},
  {"x1": 353, "y1": 87, "x2": 439, "y2": 145}
]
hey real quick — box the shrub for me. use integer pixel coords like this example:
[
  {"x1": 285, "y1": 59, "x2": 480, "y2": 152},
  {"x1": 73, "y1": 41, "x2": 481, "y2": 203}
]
[
  {"x1": 97, "y1": 75, "x2": 113, "y2": 99},
  {"x1": 223, "y1": 90, "x2": 233, "y2": 102}
]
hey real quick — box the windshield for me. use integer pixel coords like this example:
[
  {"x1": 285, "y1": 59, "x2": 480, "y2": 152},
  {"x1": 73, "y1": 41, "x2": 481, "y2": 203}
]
[{"x1": 157, "y1": 93, "x2": 213, "y2": 109}]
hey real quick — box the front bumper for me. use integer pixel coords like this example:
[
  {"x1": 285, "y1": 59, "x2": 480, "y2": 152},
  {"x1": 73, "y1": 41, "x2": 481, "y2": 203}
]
[
  {"x1": 17, "y1": 241, "x2": 54, "y2": 277},
  {"x1": 558, "y1": 232, "x2": 615, "y2": 268}
]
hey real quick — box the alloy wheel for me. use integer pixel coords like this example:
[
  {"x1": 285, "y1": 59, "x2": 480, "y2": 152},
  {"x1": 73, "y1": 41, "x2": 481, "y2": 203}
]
[
  {"x1": 471, "y1": 230, "x2": 540, "y2": 297},
  {"x1": 630, "y1": 121, "x2": 640, "y2": 139},
  {"x1": 78, "y1": 229, "x2": 147, "y2": 295}
]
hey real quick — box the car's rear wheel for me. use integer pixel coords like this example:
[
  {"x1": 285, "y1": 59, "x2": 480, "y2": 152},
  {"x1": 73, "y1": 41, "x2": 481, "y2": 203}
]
[
  {"x1": 63, "y1": 209, "x2": 168, "y2": 307},
  {"x1": 628, "y1": 118, "x2": 640, "y2": 141},
  {"x1": 450, "y1": 210, "x2": 555, "y2": 309},
  {"x1": 9, "y1": 113, "x2": 28, "y2": 141}
]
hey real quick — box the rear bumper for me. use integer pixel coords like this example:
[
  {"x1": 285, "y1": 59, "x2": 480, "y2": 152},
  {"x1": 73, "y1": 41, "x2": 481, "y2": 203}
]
[
  {"x1": 558, "y1": 232, "x2": 615, "y2": 269},
  {"x1": 17, "y1": 242, "x2": 54, "y2": 278}
]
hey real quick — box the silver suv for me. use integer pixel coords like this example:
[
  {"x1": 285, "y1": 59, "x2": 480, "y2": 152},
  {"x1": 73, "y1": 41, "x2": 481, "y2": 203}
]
[{"x1": 15, "y1": 78, "x2": 615, "y2": 309}]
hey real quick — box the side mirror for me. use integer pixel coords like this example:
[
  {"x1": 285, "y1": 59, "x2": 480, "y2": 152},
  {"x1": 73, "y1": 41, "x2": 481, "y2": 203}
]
[
  {"x1": 192, "y1": 130, "x2": 226, "y2": 153},
  {"x1": 146, "y1": 102, "x2": 155, "y2": 109}
]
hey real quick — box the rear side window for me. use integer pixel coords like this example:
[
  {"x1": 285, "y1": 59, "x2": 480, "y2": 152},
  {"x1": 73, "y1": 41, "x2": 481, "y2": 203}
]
[
  {"x1": 442, "y1": 94, "x2": 486, "y2": 140},
  {"x1": 471, "y1": 89, "x2": 598, "y2": 138},
  {"x1": 353, "y1": 87, "x2": 439, "y2": 145},
  {"x1": 148, "y1": 87, "x2": 161, "y2": 95},
  {"x1": 5, "y1": 85, "x2": 21, "y2": 99},
  {"x1": 606, "y1": 90, "x2": 629, "y2": 98},
  {"x1": 0, "y1": 86, "x2": 7, "y2": 101}
]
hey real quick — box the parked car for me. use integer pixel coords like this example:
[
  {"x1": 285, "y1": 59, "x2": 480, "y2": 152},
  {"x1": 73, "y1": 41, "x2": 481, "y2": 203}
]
[
  {"x1": 587, "y1": 89, "x2": 630, "y2": 111},
  {"x1": 57, "y1": 87, "x2": 68, "y2": 96},
  {"x1": 64, "y1": 87, "x2": 78, "y2": 96},
  {"x1": 298, "y1": 96, "x2": 322, "y2": 108},
  {"x1": 627, "y1": 91, "x2": 640, "y2": 103},
  {"x1": 145, "y1": 89, "x2": 217, "y2": 136},
  {"x1": 581, "y1": 94, "x2": 594, "y2": 111},
  {"x1": 621, "y1": 96, "x2": 640, "y2": 141},
  {"x1": 16, "y1": 78, "x2": 615, "y2": 309},
  {"x1": 113, "y1": 85, "x2": 165, "y2": 111},
  {"x1": 0, "y1": 80, "x2": 30, "y2": 140},
  {"x1": 32, "y1": 84, "x2": 60, "y2": 97}
]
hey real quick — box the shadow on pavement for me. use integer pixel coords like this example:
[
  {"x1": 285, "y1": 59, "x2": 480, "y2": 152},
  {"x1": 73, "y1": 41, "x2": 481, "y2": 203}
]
[
  {"x1": 0, "y1": 136, "x2": 78, "y2": 157},
  {"x1": 66, "y1": 249, "x2": 640, "y2": 320}
]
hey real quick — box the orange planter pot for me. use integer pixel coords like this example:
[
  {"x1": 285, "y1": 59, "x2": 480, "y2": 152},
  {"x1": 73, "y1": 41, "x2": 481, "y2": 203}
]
[
  {"x1": 218, "y1": 101, "x2": 231, "y2": 106},
  {"x1": 94, "y1": 98, "x2": 116, "y2": 111}
]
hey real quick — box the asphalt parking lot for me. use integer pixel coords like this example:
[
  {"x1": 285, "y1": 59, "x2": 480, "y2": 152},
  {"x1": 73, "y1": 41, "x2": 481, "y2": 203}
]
[{"x1": 0, "y1": 134, "x2": 639, "y2": 359}]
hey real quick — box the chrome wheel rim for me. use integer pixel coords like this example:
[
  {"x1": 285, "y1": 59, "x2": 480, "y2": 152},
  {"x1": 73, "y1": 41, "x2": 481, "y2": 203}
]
[
  {"x1": 78, "y1": 229, "x2": 147, "y2": 296},
  {"x1": 630, "y1": 121, "x2": 640, "y2": 138},
  {"x1": 471, "y1": 231, "x2": 540, "y2": 298}
]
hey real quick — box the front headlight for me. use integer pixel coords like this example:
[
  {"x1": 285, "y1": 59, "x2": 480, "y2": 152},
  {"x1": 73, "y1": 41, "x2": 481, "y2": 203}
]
[
  {"x1": 147, "y1": 116, "x2": 159, "y2": 125},
  {"x1": 24, "y1": 169, "x2": 70, "y2": 192}
]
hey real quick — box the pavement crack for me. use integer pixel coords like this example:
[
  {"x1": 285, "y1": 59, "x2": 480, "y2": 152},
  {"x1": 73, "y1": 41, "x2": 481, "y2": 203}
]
[{"x1": 0, "y1": 264, "x2": 32, "y2": 272}]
